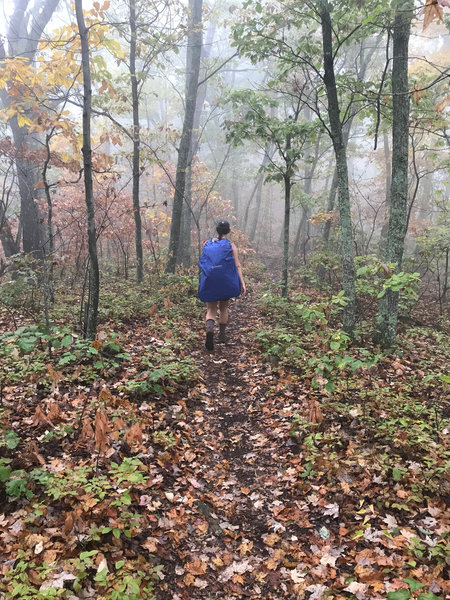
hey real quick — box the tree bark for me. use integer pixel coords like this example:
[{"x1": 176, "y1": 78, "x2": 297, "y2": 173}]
[
  {"x1": 243, "y1": 144, "x2": 273, "y2": 233},
  {"x1": 281, "y1": 173, "x2": 291, "y2": 299},
  {"x1": 249, "y1": 174, "x2": 264, "y2": 242},
  {"x1": 320, "y1": 3, "x2": 356, "y2": 335},
  {"x1": 0, "y1": 166, "x2": 19, "y2": 257},
  {"x1": 281, "y1": 133, "x2": 292, "y2": 298},
  {"x1": 321, "y1": 166, "x2": 339, "y2": 249},
  {"x1": 374, "y1": 1, "x2": 413, "y2": 348},
  {"x1": 130, "y1": 0, "x2": 143, "y2": 283},
  {"x1": 76, "y1": 0, "x2": 100, "y2": 339},
  {"x1": 293, "y1": 131, "x2": 321, "y2": 257},
  {"x1": 379, "y1": 132, "x2": 391, "y2": 255},
  {"x1": 321, "y1": 34, "x2": 381, "y2": 254},
  {"x1": 165, "y1": 0, "x2": 203, "y2": 273},
  {"x1": 0, "y1": 216, "x2": 17, "y2": 257},
  {"x1": 179, "y1": 23, "x2": 215, "y2": 267}
]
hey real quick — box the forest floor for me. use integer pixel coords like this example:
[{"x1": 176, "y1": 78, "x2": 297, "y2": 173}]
[{"x1": 0, "y1": 266, "x2": 449, "y2": 600}]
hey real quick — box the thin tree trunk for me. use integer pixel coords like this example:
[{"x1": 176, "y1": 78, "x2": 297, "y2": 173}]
[
  {"x1": 231, "y1": 169, "x2": 240, "y2": 220},
  {"x1": 375, "y1": 1, "x2": 413, "y2": 348},
  {"x1": 293, "y1": 132, "x2": 321, "y2": 256},
  {"x1": 165, "y1": 0, "x2": 203, "y2": 273},
  {"x1": 321, "y1": 167, "x2": 339, "y2": 248},
  {"x1": 379, "y1": 132, "x2": 391, "y2": 255},
  {"x1": 76, "y1": 0, "x2": 99, "y2": 339},
  {"x1": 180, "y1": 163, "x2": 193, "y2": 266},
  {"x1": 130, "y1": 0, "x2": 143, "y2": 283},
  {"x1": 320, "y1": 3, "x2": 355, "y2": 335},
  {"x1": 249, "y1": 173, "x2": 265, "y2": 242},
  {"x1": 281, "y1": 171, "x2": 291, "y2": 298},
  {"x1": 42, "y1": 132, "x2": 55, "y2": 302},
  {"x1": 293, "y1": 206, "x2": 309, "y2": 257},
  {"x1": 244, "y1": 143, "x2": 273, "y2": 232}
]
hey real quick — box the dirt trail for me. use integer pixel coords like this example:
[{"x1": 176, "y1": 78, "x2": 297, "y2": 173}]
[{"x1": 157, "y1": 292, "x2": 316, "y2": 599}]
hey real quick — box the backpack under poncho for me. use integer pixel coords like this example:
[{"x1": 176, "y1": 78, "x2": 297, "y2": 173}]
[{"x1": 198, "y1": 238, "x2": 241, "y2": 302}]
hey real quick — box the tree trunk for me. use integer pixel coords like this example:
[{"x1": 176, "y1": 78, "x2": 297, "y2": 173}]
[
  {"x1": 130, "y1": 0, "x2": 143, "y2": 283},
  {"x1": 165, "y1": 0, "x2": 203, "y2": 273},
  {"x1": 321, "y1": 34, "x2": 381, "y2": 255},
  {"x1": 321, "y1": 167, "x2": 339, "y2": 249},
  {"x1": 281, "y1": 171, "x2": 291, "y2": 298},
  {"x1": 0, "y1": 168, "x2": 19, "y2": 256},
  {"x1": 0, "y1": 0, "x2": 60, "y2": 255},
  {"x1": 180, "y1": 163, "x2": 193, "y2": 266},
  {"x1": 42, "y1": 132, "x2": 55, "y2": 302},
  {"x1": 249, "y1": 172, "x2": 265, "y2": 242},
  {"x1": 293, "y1": 206, "x2": 308, "y2": 257},
  {"x1": 231, "y1": 169, "x2": 240, "y2": 220},
  {"x1": 293, "y1": 132, "x2": 320, "y2": 257},
  {"x1": 374, "y1": 1, "x2": 413, "y2": 348},
  {"x1": 379, "y1": 132, "x2": 391, "y2": 255},
  {"x1": 0, "y1": 217, "x2": 18, "y2": 257},
  {"x1": 243, "y1": 143, "x2": 273, "y2": 233},
  {"x1": 320, "y1": 3, "x2": 355, "y2": 335},
  {"x1": 76, "y1": 0, "x2": 100, "y2": 339},
  {"x1": 179, "y1": 23, "x2": 215, "y2": 267}
]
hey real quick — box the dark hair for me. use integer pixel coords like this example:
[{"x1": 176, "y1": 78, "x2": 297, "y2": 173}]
[{"x1": 216, "y1": 220, "x2": 230, "y2": 238}]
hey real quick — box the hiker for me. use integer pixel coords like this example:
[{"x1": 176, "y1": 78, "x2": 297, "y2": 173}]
[{"x1": 198, "y1": 220, "x2": 246, "y2": 351}]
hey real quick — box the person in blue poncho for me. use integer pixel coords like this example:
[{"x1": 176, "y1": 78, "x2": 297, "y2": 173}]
[{"x1": 198, "y1": 220, "x2": 246, "y2": 351}]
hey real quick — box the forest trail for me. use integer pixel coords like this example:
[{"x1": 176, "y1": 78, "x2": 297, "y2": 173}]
[
  {"x1": 1, "y1": 277, "x2": 449, "y2": 600},
  {"x1": 156, "y1": 292, "x2": 324, "y2": 599}
]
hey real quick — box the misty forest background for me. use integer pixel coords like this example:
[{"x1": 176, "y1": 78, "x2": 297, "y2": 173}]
[{"x1": 0, "y1": 1, "x2": 449, "y2": 599}]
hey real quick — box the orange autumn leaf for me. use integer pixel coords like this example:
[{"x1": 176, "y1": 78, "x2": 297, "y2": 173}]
[
  {"x1": 411, "y1": 82, "x2": 425, "y2": 105},
  {"x1": 308, "y1": 399, "x2": 323, "y2": 424},
  {"x1": 94, "y1": 409, "x2": 110, "y2": 453},
  {"x1": 265, "y1": 557, "x2": 279, "y2": 570},
  {"x1": 124, "y1": 422, "x2": 143, "y2": 446},
  {"x1": 80, "y1": 417, "x2": 94, "y2": 441},
  {"x1": 32, "y1": 405, "x2": 52, "y2": 427},
  {"x1": 46, "y1": 363, "x2": 63, "y2": 385},
  {"x1": 98, "y1": 386, "x2": 114, "y2": 405},
  {"x1": 434, "y1": 94, "x2": 450, "y2": 113},
  {"x1": 423, "y1": 0, "x2": 444, "y2": 30},
  {"x1": 47, "y1": 402, "x2": 63, "y2": 424},
  {"x1": 185, "y1": 558, "x2": 207, "y2": 575},
  {"x1": 63, "y1": 512, "x2": 74, "y2": 536}
]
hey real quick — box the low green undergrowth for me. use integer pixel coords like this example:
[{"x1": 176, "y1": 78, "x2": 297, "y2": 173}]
[
  {"x1": 119, "y1": 343, "x2": 198, "y2": 399},
  {"x1": 255, "y1": 291, "x2": 381, "y2": 391}
]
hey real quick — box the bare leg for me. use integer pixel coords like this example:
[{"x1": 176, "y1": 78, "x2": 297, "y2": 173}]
[
  {"x1": 206, "y1": 301, "x2": 218, "y2": 322},
  {"x1": 218, "y1": 300, "x2": 230, "y2": 343},
  {"x1": 218, "y1": 300, "x2": 229, "y2": 324},
  {"x1": 205, "y1": 302, "x2": 218, "y2": 350}
]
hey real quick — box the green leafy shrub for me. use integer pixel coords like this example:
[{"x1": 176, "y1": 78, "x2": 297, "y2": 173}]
[
  {"x1": 0, "y1": 325, "x2": 130, "y2": 385},
  {"x1": 355, "y1": 256, "x2": 420, "y2": 314},
  {"x1": 120, "y1": 347, "x2": 198, "y2": 398}
]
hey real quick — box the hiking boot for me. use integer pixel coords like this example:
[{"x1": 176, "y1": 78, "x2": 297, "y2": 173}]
[
  {"x1": 205, "y1": 330, "x2": 214, "y2": 351},
  {"x1": 218, "y1": 324, "x2": 226, "y2": 344}
]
